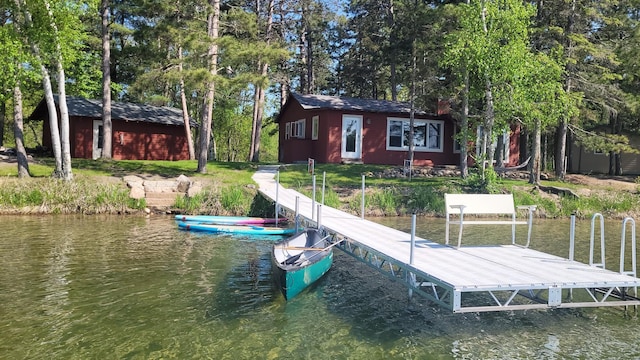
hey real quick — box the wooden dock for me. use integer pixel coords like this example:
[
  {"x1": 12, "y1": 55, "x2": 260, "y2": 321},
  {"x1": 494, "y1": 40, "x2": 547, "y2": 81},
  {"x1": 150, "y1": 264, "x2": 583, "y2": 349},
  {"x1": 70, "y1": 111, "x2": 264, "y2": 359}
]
[{"x1": 253, "y1": 167, "x2": 640, "y2": 313}]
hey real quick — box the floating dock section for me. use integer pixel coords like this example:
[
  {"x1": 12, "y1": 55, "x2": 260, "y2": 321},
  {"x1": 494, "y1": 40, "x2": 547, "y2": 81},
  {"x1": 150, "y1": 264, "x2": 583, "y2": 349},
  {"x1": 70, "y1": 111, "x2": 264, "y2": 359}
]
[{"x1": 253, "y1": 168, "x2": 640, "y2": 313}]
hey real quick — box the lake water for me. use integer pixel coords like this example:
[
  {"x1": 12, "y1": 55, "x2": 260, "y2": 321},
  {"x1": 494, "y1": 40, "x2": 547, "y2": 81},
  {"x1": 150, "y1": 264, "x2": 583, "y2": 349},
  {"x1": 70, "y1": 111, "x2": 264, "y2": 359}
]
[{"x1": 2, "y1": 215, "x2": 640, "y2": 359}]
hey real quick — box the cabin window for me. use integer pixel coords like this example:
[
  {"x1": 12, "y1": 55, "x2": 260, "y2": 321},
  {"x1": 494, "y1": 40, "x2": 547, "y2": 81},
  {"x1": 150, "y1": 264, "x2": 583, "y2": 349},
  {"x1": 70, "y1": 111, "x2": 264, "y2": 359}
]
[
  {"x1": 311, "y1": 116, "x2": 319, "y2": 140},
  {"x1": 453, "y1": 124, "x2": 461, "y2": 153},
  {"x1": 386, "y1": 118, "x2": 444, "y2": 152},
  {"x1": 97, "y1": 125, "x2": 104, "y2": 149},
  {"x1": 292, "y1": 119, "x2": 306, "y2": 139},
  {"x1": 285, "y1": 123, "x2": 291, "y2": 139}
]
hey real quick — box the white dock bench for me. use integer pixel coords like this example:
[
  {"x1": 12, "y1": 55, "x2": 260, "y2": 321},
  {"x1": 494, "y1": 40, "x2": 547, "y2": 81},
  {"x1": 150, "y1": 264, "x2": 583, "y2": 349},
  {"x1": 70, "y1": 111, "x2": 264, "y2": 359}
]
[{"x1": 445, "y1": 193, "x2": 537, "y2": 248}]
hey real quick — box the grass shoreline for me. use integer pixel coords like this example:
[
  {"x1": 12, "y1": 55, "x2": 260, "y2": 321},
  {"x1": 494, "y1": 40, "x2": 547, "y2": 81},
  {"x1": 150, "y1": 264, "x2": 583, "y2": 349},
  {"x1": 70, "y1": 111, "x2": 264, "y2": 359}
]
[{"x1": 1, "y1": 159, "x2": 638, "y2": 219}]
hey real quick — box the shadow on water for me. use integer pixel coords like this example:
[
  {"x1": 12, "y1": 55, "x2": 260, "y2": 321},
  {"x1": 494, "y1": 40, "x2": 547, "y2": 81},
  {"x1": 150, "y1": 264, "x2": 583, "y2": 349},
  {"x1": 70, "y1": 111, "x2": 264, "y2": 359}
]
[
  {"x1": 205, "y1": 236, "x2": 279, "y2": 320},
  {"x1": 317, "y1": 251, "x2": 629, "y2": 358}
]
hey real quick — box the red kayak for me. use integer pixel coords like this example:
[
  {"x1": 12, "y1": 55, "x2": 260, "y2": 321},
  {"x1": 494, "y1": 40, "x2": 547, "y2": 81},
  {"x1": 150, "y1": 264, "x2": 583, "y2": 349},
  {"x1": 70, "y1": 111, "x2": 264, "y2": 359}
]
[{"x1": 174, "y1": 215, "x2": 287, "y2": 225}]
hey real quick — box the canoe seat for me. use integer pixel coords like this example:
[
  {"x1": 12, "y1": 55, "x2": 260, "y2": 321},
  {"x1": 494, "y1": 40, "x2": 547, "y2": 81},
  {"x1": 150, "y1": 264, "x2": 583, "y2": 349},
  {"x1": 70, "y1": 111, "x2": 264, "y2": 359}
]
[{"x1": 283, "y1": 253, "x2": 302, "y2": 265}]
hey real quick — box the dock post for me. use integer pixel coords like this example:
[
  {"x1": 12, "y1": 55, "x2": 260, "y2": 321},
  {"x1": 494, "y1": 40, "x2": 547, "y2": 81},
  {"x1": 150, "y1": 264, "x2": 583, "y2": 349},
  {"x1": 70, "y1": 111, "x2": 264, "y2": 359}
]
[
  {"x1": 569, "y1": 213, "x2": 576, "y2": 261},
  {"x1": 569, "y1": 213, "x2": 576, "y2": 300},
  {"x1": 276, "y1": 171, "x2": 280, "y2": 226},
  {"x1": 620, "y1": 217, "x2": 638, "y2": 311},
  {"x1": 317, "y1": 204, "x2": 322, "y2": 229},
  {"x1": 589, "y1": 213, "x2": 606, "y2": 268},
  {"x1": 409, "y1": 213, "x2": 417, "y2": 299},
  {"x1": 312, "y1": 175, "x2": 316, "y2": 220},
  {"x1": 295, "y1": 196, "x2": 300, "y2": 231},
  {"x1": 620, "y1": 217, "x2": 637, "y2": 278},
  {"x1": 322, "y1": 171, "x2": 326, "y2": 205},
  {"x1": 361, "y1": 175, "x2": 365, "y2": 219}
]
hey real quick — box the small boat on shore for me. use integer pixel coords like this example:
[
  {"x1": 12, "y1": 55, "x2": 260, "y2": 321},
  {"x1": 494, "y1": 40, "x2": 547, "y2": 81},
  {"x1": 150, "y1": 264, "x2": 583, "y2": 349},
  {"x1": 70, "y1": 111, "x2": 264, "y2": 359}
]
[
  {"x1": 174, "y1": 215, "x2": 287, "y2": 225},
  {"x1": 177, "y1": 222, "x2": 296, "y2": 236},
  {"x1": 271, "y1": 229, "x2": 334, "y2": 300}
]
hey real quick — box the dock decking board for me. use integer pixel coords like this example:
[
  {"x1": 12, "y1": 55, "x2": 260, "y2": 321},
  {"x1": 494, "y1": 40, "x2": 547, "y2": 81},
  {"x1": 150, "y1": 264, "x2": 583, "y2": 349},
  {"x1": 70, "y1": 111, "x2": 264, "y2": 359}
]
[{"x1": 253, "y1": 168, "x2": 640, "y2": 312}]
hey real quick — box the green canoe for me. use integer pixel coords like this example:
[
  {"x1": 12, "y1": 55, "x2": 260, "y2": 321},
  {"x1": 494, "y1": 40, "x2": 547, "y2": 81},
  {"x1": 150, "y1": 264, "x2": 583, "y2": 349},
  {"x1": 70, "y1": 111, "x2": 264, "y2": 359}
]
[{"x1": 271, "y1": 229, "x2": 334, "y2": 300}]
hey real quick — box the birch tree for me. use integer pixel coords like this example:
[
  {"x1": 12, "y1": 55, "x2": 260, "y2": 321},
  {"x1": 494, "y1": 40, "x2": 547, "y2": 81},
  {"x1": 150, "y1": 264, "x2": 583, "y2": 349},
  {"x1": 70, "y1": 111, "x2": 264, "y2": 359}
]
[
  {"x1": 43, "y1": 0, "x2": 73, "y2": 180},
  {"x1": 13, "y1": 83, "x2": 30, "y2": 178},
  {"x1": 101, "y1": 0, "x2": 113, "y2": 160},
  {"x1": 1, "y1": 11, "x2": 30, "y2": 177},
  {"x1": 442, "y1": 0, "x2": 544, "y2": 180},
  {"x1": 12, "y1": 0, "x2": 63, "y2": 177}
]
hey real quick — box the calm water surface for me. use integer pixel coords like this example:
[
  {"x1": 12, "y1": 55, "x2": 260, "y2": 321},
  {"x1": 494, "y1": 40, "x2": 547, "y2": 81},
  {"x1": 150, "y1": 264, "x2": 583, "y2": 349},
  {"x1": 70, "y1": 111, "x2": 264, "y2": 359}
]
[{"x1": 2, "y1": 215, "x2": 640, "y2": 359}]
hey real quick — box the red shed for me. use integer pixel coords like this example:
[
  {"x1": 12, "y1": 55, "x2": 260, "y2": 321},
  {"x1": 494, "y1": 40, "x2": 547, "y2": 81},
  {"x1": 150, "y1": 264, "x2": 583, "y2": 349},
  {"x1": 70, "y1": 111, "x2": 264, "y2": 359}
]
[{"x1": 30, "y1": 95, "x2": 192, "y2": 160}]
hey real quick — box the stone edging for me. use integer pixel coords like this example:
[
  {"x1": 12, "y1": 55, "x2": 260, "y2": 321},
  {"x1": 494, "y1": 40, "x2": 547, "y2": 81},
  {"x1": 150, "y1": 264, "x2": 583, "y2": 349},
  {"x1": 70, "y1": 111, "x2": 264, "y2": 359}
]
[{"x1": 124, "y1": 174, "x2": 202, "y2": 208}]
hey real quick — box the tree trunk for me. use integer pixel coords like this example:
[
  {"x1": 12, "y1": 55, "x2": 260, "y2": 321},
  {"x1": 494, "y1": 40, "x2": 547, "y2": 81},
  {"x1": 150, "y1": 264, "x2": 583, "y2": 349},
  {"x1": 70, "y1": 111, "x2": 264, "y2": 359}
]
[
  {"x1": 249, "y1": 0, "x2": 274, "y2": 163},
  {"x1": 0, "y1": 101, "x2": 5, "y2": 147},
  {"x1": 484, "y1": 78, "x2": 495, "y2": 170},
  {"x1": 388, "y1": 0, "x2": 397, "y2": 101},
  {"x1": 197, "y1": 0, "x2": 220, "y2": 173},
  {"x1": 614, "y1": 107, "x2": 622, "y2": 175},
  {"x1": 14, "y1": 0, "x2": 62, "y2": 177},
  {"x1": 250, "y1": 84, "x2": 266, "y2": 162},
  {"x1": 43, "y1": 0, "x2": 72, "y2": 180},
  {"x1": 306, "y1": 28, "x2": 313, "y2": 93},
  {"x1": 555, "y1": 0, "x2": 576, "y2": 180},
  {"x1": 408, "y1": 41, "x2": 416, "y2": 168},
  {"x1": 496, "y1": 134, "x2": 505, "y2": 168},
  {"x1": 555, "y1": 118, "x2": 568, "y2": 178},
  {"x1": 43, "y1": 74, "x2": 63, "y2": 176},
  {"x1": 529, "y1": 118, "x2": 542, "y2": 185},
  {"x1": 280, "y1": 80, "x2": 288, "y2": 108},
  {"x1": 13, "y1": 84, "x2": 30, "y2": 178},
  {"x1": 299, "y1": 28, "x2": 307, "y2": 93},
  {"x1": 481, "y1": 5, "x2": 495, "y2": 174},
  {"x1": 101, "y1": 0, "x2": 113, "y2": 160},
  {"x1": 56, "y1": 63, "x2": 73, "y2": 180},
  {"x1": 459, "y1": 70, "x2": 469, "y2": 178},
  {"x1": 178, "y1": 46, "x2": 195, "y2": 160}
]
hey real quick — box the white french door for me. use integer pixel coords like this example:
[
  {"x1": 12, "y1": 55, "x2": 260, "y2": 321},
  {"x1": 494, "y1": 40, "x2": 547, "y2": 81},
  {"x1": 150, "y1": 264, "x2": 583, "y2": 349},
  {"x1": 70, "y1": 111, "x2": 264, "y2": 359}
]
[
  {"x1": 92, "y1": 120, "x2": 103, "y2": 159},
  {"x1": 341, "y1": 115, "x2": 362, "y2": 160}
]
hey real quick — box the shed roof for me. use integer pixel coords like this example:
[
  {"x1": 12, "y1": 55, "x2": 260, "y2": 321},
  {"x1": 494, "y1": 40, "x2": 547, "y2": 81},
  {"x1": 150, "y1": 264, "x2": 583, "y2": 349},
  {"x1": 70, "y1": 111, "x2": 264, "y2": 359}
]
[
  {"x1": 276, "y1": 93, "x2": 429, "y2": 122},
  {"x1": 30, "y1": 95, "x2": 189, "y2": 126}
]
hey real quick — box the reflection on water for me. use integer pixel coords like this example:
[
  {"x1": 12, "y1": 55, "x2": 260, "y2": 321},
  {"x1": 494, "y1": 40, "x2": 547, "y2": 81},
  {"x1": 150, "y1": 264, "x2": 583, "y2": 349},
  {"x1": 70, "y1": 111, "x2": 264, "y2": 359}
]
[{"x1": 1, "y1": 215, "x2": 640, "y2": 359}]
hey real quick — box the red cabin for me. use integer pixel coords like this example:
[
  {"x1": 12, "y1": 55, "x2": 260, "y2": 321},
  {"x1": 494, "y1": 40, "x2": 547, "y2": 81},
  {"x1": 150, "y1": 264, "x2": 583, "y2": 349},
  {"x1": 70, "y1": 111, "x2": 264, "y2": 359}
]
[
  {"x1": 276, "y1": 93, "x2": 522, "y2": 167},
  {"x1": 30, "y1": 96, "x2": 192, "y2": 161}
]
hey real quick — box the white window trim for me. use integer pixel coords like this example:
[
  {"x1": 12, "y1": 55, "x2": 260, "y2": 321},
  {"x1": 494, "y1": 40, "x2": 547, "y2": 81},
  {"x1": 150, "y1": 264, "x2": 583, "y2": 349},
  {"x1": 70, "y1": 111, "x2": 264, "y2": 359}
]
[
  {"x1": 285, "y1": 123, "x2": 290, "y2": 140},
  {"x1": 294, "y1": 119, "x2": 306, "y2": 139},
  {"x1": 386, "y1": 117, "x2": 444, "y2": 152},
  {"x1": 453, "y1": 124, "x2": 461, "y2": 154},
  {"x1": 311, "y1": 116, "x2": 319, "y2": 140}
]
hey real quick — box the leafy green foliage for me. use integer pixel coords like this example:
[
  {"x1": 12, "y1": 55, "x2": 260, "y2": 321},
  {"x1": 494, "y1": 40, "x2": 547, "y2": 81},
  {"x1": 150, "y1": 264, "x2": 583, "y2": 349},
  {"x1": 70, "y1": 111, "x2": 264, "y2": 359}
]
[
  {"x1": 6, "y1": 0, "x2": 640, "y2": 179},
  {"x1": 220, "y1": 186, "x2": 251, "y2": 214}
]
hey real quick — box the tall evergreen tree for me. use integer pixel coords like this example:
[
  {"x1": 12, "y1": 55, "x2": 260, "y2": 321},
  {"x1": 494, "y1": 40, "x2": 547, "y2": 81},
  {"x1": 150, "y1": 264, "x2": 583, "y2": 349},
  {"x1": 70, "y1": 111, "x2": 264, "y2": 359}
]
[{"x1": 197, "y1": 0, "x2": 221, "y2": 173}]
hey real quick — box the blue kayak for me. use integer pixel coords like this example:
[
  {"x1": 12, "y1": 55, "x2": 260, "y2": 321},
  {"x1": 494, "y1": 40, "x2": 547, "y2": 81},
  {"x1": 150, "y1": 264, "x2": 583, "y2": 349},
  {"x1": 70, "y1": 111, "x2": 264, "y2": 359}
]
[
  {"x1": 177, "y1": 222, "x2": 297, "y2": 236},
  {"x1": 174, "y1": 215, "x2": 287, "y2": 225}
]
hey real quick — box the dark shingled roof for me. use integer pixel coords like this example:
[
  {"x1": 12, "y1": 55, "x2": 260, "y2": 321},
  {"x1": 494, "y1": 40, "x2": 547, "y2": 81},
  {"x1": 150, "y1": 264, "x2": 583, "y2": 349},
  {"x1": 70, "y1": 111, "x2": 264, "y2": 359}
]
[
  {"x1": 30, "y1": 95, "x2": 188, "y2": 126},
  {"x1": 290, "y1": 93, "x2": 428, "y2": 115}
]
